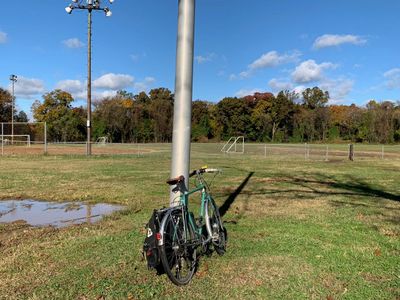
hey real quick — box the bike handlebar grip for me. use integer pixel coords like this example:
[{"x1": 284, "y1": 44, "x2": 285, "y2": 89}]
[{"x1": 189, "y1": 168, "x2": 221, "y2": 177}]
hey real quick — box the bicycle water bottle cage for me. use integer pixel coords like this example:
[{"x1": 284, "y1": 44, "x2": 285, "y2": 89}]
[{"x1": 166, "y1": 175, "x2": 185, "y2": 185}]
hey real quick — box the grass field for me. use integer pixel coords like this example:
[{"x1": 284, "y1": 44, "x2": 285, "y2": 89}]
[{"x1": 0, "y1": 144, "x2": 399, "y2": 299}]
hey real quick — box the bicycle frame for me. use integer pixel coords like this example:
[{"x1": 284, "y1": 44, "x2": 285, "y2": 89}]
[{"x1": 159, "y1": 180, "x2": 213, "y2": 247}]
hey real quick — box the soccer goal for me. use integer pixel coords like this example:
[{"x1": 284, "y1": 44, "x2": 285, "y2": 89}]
[
  {"x1": 0, "y1": 135, "x2": 31, "y2": 146},
  {"x1": 95, "y1": 136, "x2": 109, "y2": 145},
  {"x1": 1, "y1": 122, "x2": 47, "y2": 155},
  {"x1": 221, "y1": 136, "x2": 245, "y2": 154}
]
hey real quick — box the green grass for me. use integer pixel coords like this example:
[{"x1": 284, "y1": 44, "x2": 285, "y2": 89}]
[{"x1": 0, "y1": 146, "x2": 399, "y2": 299}]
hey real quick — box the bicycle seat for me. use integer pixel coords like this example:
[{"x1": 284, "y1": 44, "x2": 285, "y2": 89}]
[{"x1": 166, "y1": 175, "x2": 185, "y2": 185}]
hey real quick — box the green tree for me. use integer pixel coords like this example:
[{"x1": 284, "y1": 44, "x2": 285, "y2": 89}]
[
  {"x1": 15, "y1": 111, "x2": 29, "y2": 122},
  {"x1": 148, "y1": 88, "x2": 174, "y2": 142},
  {"x1": 216, "y1": 97, "x2": 250, "y2": 140},
  {"x1": 93, "y1": 96, "x2": 129, "y2": 142},
  {"x1": 192, "y1": 100, "x2": 212, "y2": 141},
  {"x1": 271, "y1": 90, "x2": 296, "y2": 141},
  {"x1": 302, "y1": 87, "x2": 329, "y2": 109},
  {"x1": 32, "y1": 90, "x2": 85, "y2": 142},
  {"x1": 248, "y1": 93, "x2": 273, "y2": 142},
  {"x1": 0, "y1": 87, "x2": 13, "y2": 123}
]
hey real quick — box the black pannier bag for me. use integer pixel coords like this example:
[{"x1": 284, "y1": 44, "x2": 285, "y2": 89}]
[{"x1": 143, "y1": 208, "x2": 168, "y2": 273}]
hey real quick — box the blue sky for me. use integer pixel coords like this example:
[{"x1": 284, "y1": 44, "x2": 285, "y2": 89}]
[{"x1": 0, "y1": 0, "x2": 399, "y2": 118}]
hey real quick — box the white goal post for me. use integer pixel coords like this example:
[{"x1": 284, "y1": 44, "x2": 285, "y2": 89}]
[
  {"x1": 221, "y1": 136, "x2": 245, "y2": 154},
  {"x1": 0, "y1": 135, "x2": 31, "y2": 146},
  {"x1": 1, "y1": 122, "x2": 47, "y2": 155},
  {"x1": 95, "y1": 136, "x2": 109, "y2": 145}
]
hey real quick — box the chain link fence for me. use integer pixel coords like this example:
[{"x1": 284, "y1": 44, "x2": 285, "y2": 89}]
[{"x1": 1, "y1": 139, "x2": 399, "y2": 161}]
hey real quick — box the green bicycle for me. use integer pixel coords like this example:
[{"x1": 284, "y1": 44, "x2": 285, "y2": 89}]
[{"x1": 159, "y1": 167, "x2": 227, "y2": 285}]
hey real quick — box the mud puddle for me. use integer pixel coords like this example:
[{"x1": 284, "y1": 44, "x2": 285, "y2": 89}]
[{"x1": 0, "y1": 200, "x2": 124, "y2": 228}]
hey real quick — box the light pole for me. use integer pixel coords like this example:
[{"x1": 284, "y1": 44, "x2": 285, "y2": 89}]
[
  {"x1": 65, "y1": 0, "x2": 113, "y2": 156},
  {"x1": 9, "y1": 74, "x2": 17, "y2": 145},
  {"x1": 169, "y1": 0, "x2": 196, "y2": 206}
]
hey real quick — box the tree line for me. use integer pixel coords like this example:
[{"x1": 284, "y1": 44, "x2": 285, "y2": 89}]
[{"x1": 0, "y1": 86, "x2": 399, "y2": 144}]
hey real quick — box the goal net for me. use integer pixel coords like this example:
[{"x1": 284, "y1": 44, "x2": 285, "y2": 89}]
[{"x1": 1, "y1": 122, "x2": 47, "y2": 154}]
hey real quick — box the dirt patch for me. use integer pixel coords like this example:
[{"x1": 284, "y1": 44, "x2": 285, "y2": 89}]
[{"x1": 0, "y1": 144, "x2": 153, "y2": 155}]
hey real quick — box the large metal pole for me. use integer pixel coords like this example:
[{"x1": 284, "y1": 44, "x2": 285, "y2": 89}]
[
  {"x1": 170, "y1": 0, "x2": 196, "y2": 206},
  {"x1": 87, "y1": 9, "x2": 92, "y2": 156},
  {"x1": 11, "y1": 81, "x2": 14, "y2": 145},
  {"x1": 10, "y1": 75, "x2": 17, "y2": 145}
]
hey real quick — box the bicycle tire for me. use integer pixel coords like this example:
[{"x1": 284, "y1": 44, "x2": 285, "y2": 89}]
[
  {"x1": 160, "y1": 208, "x2": 197, "y2": 285},
  {"x1": 205, "y1": 197, "x2": 227, "y2": 255}
]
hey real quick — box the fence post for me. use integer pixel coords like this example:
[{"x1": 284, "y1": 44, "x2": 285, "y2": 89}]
[
  {"x1": 325, "y1": 145, "x2": 329, "y2": 161},
  {"x1": 381, "y1": 145, "x2": 384, "y2": 160},
  {"x1": 349, "y1": 144, "x2": 354, "y2": 161},
  {"x1": 264, "y1": 144, "x2": 267, "y2": 158},
  {"x1": 44, "y1": 122, "x2": 47, "y2": 154},
  {"x1": 304, "y1": 143, "x2": 307, "y2": 161}
]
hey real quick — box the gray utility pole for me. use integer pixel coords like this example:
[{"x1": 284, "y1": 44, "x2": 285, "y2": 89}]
[
  {"x1": 9, "y1": 74, "x2": 17, "y2": 145},
  {"x1": 170, "y1": 0, "x2": 196, "y2": 206},
  {"x1": 65, "y1": 0, "x2": 113, "y2": 156}
]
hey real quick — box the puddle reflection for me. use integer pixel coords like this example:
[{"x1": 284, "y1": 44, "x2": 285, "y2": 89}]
[{"x1": 0, "y1": 200, "x2": 124, "y2": 228}]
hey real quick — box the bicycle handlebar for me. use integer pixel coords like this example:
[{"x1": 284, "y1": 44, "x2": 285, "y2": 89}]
[{"x1": 189, "y1": 167, "x2": 220, "y2": 178}]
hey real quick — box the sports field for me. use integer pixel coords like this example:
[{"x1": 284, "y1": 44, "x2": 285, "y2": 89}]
[{"x1": 0, "y1": 144, "x2": 399, "y2": 299}]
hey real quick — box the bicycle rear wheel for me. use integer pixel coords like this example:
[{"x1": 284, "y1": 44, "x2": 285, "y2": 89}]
[
  {"x1": 160, "y1": 208, "x2": 197, "y2": 285},
  {"x1": 205, "y1": 196, "x2": 227, "y2": 255}
]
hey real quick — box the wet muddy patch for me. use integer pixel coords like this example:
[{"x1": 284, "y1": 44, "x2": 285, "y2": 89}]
[{"x1": 0, "y1": 200, "x2": 124, "y2": 228}]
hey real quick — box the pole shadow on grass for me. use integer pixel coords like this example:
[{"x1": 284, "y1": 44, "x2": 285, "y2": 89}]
[
  {"x1": 289, "y1": 173, "x2": 400, "y2": 203},
  {"x1": 219, "y1": 172, "x2": 254, "y2": 217},
  {"x1": 248, "y1": 172, "x2": 400, "y2": 226}
]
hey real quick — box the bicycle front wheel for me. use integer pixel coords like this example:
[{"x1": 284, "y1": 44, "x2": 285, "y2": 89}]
[
  {"x1": 205, "y1": 197, "x2": 227, "y2": 255},
  {"x1": 160, "y1": 208, "x2": 197, "y2": 285}
]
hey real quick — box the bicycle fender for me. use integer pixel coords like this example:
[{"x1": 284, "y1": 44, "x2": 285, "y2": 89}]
[{"x1": 158, "y1": 206, "x2": 181, "y2": 246}]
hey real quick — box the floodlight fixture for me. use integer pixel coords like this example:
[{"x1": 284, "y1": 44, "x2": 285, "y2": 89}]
[
  {"x1": 65, "y1": 5, "x2": 73, "y2": 14},
  {"x1": 104, "y1": 8, "x2": 112, "y2": 17}
]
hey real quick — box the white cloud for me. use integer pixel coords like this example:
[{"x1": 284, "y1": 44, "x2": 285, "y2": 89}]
[
  {"x1": 92, "y1": 90, "x2": 118, "y2": 101},
  {"x1": 313, "y1": 34, "x2": 367, "y2": 49},
  {"x1": 233, "y1": 50, "x2": 301, "y2": 80},
  {"x1": 195, "y1": 53, "x2": 216, "y2": 64},
  {"x1": 268, "y1": 79, "x2": 293, "y2": 91},
  {"x1": 55, "y1": 74, "x2": 156, "y2": 100},
  {"x1": 62, "y1": 38, "x2": 84, "y2": 49},
  {"x1": 320, "y1": 78, "x2": 354, "y2": 104},
  {"x1": 56, "y1": 79, "x2": 84, "y2": 93},
  {"x1": 13, "y1": 77, "x2": 45, "y2": 98},
  {"x1": 133, "y1": 77, "x2": 156, "y2": 92},
  {"x1": 249, "y1": 51, "x2": 301, "y2": 70},
  {"x1": 229, "y1": 74, "x2": 238, "y2": 80},
  {"x1": 130, "y1": 52, "x2": 147, "y2": 63},
  {"x1": 55, "y1": 79, "x2": 86, "y2": 99},
  {"x1": 291, "y1": 60, "x2": 337, "y2": 83},
  {"x1": 0, "y1": 31, "x2": 7, "y2": 44},
  {"x1": 235, "y1": 88, "x2": 263, "y2": 98},
  {"x1": 384, "y1": 68, "x2": 400, "y2": 89},
  {"x1": 130, "y1": 54, "x2": 140, "y2": 62},
  {"x1": 93, "y1": 73, "x2": 134, "y2": 90},
  {"x1": 293, "y1": 85, "x2": 307, "y2": 96}
]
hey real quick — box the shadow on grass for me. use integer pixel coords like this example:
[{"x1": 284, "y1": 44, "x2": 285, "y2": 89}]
[
  {"x1": 223, "y1": 171, "x2": 399, "y2": 226},
  {"x1": 219, "y1": 172, "x2": 254, "y2": 217},
  {"x1": 233, "y1": 172, "x2": 399, "y2": 204},
  {"x1": 289, "y1": 173, "x2": 400, "y2": 203}
]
